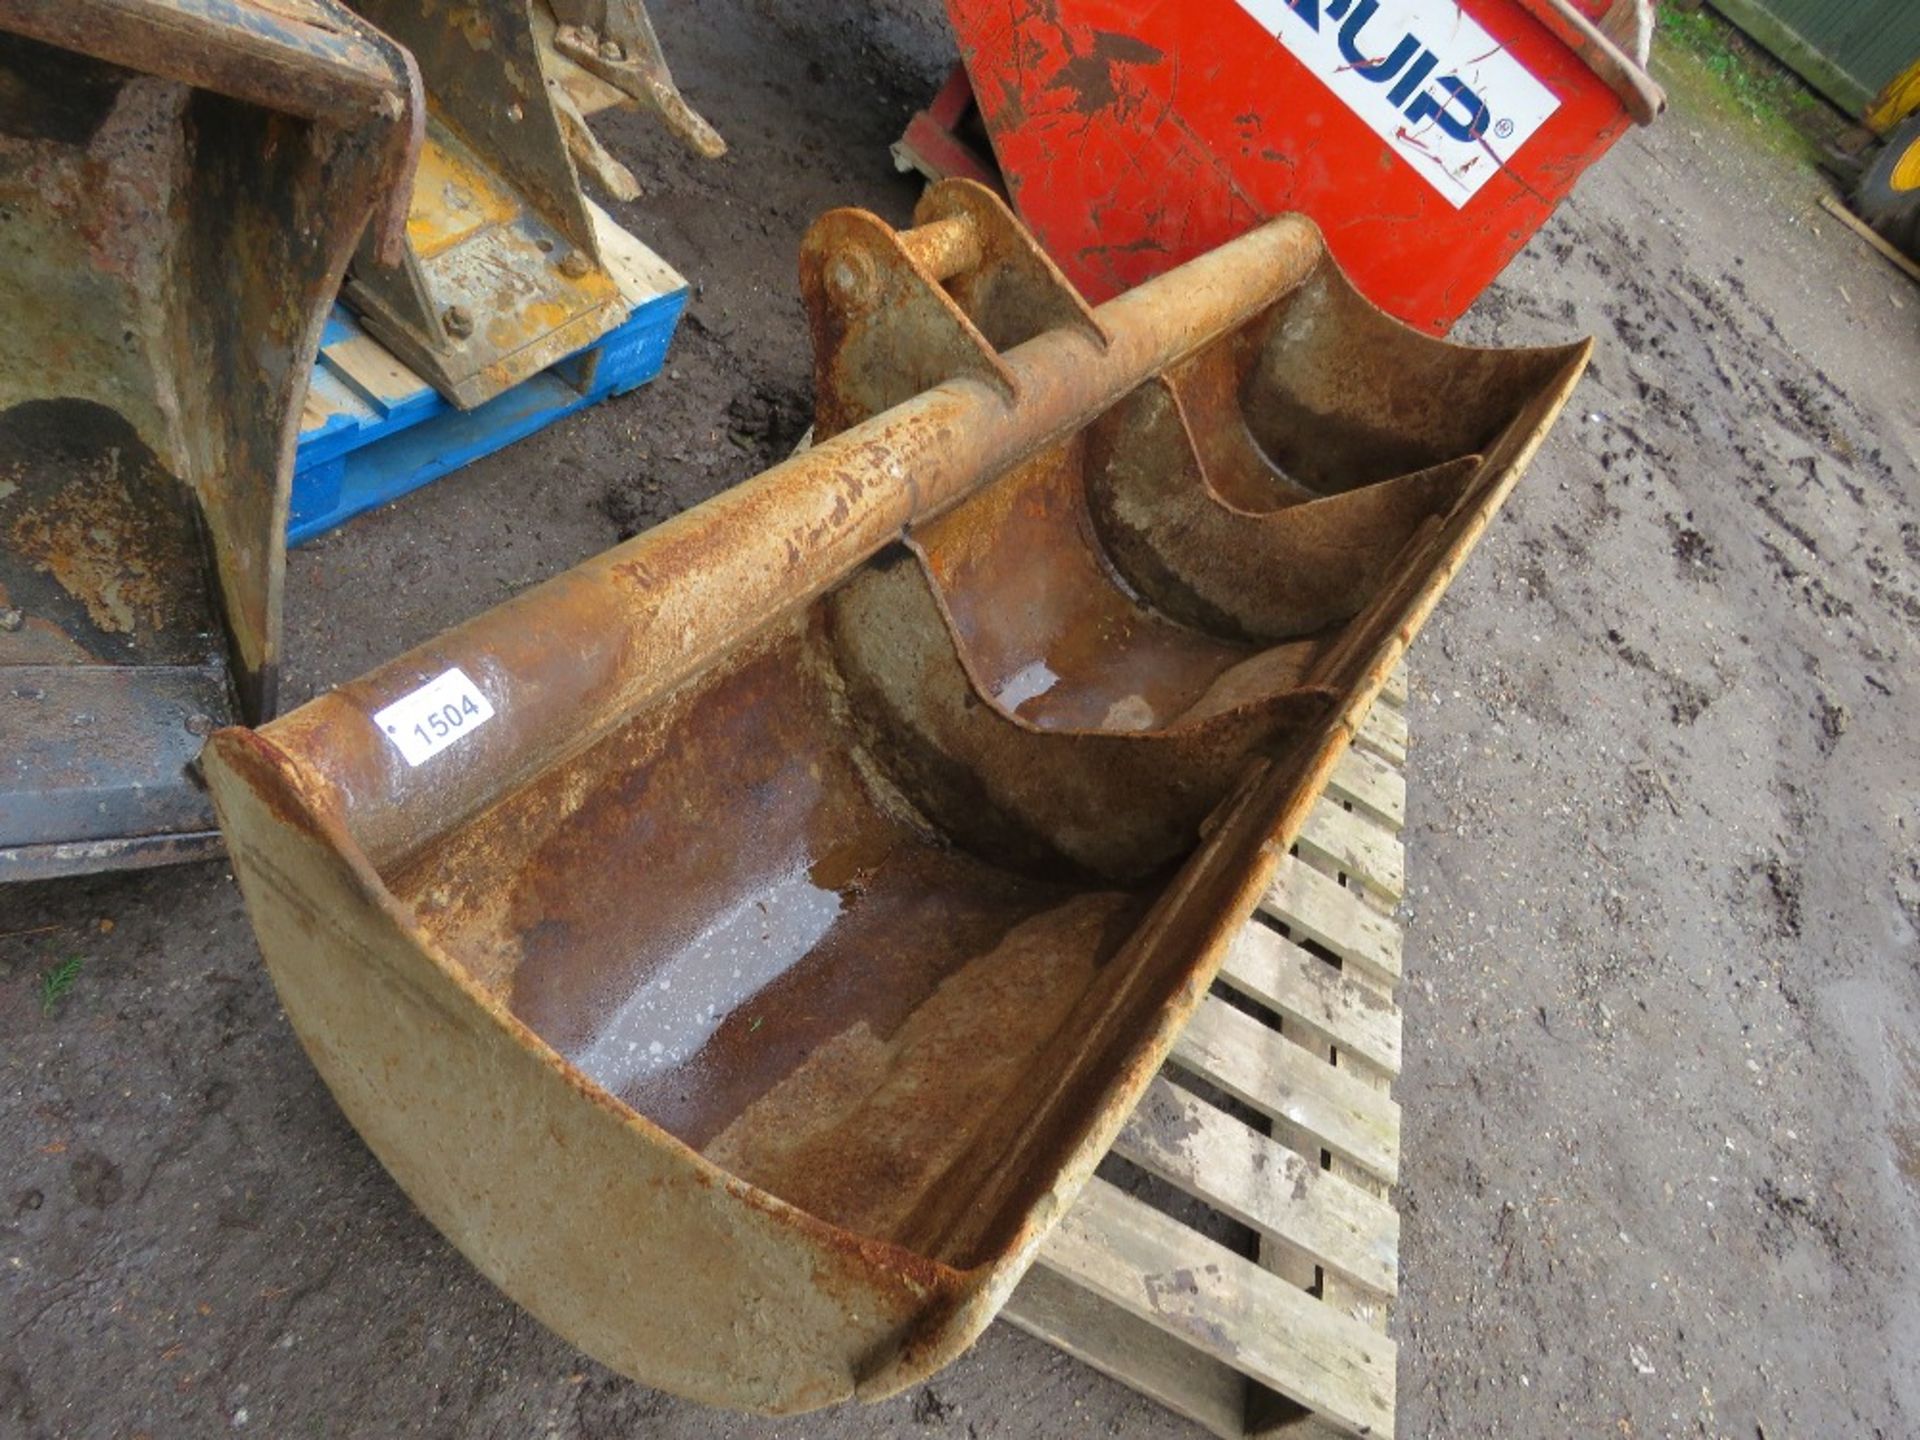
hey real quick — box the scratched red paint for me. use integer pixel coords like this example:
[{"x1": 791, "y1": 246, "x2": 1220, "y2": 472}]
[{"x1": 949, "y1": 0, "x2": 1637, "y2": 332}]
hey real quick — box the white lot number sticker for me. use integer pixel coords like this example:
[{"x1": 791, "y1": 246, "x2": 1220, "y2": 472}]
[
  {"x1": 372, "y1": 667, "x2": 496, "y2": 767},
  {"x1": 1235, "y1": 0, "x2": 1561, "y2": 207}
]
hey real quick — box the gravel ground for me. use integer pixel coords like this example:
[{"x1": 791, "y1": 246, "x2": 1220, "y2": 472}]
[{"x1": 3, "y1": 4, "x2": 1917, "y2": 1437}]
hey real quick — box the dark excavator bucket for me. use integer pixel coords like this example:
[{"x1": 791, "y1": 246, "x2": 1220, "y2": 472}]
[
  {"x1": 204, "y1": 182, "x2": 1588, "y2": 1413},
  {"x1": 339, "y1": 0, "x2": 721, "y2": 409},
  {"x1": 0, "y1": 0, "x2": 420, "y2": 881}
]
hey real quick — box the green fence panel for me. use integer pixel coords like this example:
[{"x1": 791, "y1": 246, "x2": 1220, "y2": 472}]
[{"x1": 1714, "y1": 0, "x2": 1920, "y2": 114}]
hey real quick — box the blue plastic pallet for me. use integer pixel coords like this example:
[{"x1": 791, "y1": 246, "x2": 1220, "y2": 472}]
[{"x1": 291, "y1": 230, "x2": 688, "y2": 546}]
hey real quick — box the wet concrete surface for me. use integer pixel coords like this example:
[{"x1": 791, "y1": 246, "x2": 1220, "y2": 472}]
[{"x1": 4, "y1": 1, "x2": 1919, "y2": 1436}]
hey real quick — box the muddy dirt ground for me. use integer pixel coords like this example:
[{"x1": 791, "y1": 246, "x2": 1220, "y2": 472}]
[{"x1": 4, "y1": 3, "x2": 1918, "y2": 1437}]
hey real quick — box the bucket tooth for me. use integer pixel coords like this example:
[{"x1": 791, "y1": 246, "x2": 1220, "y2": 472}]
[
  {"x1": 205, "y1": 181, "x2": 1590, "y2": 1410},
  {"x1": 548, "y1": 70, "x2": 642, "y2": 201},
  {"x1": 547, "y1": 0, "x2": 726, "y2": 160}
]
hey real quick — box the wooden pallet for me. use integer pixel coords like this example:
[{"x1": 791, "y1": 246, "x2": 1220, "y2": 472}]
[{"x1": 1003, "y1": 666, "x2": 1411, "y2": 1439}]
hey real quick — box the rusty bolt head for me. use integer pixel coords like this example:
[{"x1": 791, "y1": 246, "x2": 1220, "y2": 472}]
[
  {"x1": 444, "y1": 305, "x2": 475, "y2": 339},
  {"x1": 597, "y1": 37, "x2": 625, "y2": 62},
  {"x1": 828, "y1": 251, "x2": 876, "y2": 304},
  {"x1": 0, "y1": 607, "x2": 22, "y2": 632},
  {"x1": 558, "y1": 251, "x2": 593, "y2": 280},
  {"x1": 185, "y1": 713, "x2": 216, "y2": 737}
]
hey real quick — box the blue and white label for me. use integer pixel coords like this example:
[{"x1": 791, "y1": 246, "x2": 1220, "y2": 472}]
[
  {"x1": 373, "y1": 667, "x2": 496, "y2": 767},
  {"x1": 1236, "y1": 0, "x2": 1561, "y2": 207}
]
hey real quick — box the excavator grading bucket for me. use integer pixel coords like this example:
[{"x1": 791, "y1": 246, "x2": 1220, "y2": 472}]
[
  {"x1": 0, "y1": 0, "x2": 419, "y2": 880},
  {"x1": 205, "y1": 181, "x2": 1588, "y2": 1414}
]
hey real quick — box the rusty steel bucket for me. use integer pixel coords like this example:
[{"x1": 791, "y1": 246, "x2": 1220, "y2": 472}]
[
  {"x1": 0, "y1": 0, "x2": 419, "y2": 880},
  {"x1": 204, "y1": 182, "x2": 1588, "y2": 1413}
]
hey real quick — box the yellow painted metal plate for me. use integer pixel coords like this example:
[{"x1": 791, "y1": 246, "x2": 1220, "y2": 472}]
[
  {"x1": 407, "y1": 126, "x2": 520, "y2": 261},
  {"x1": 1867, "y1": 56, "x2": 1920, "y2": 136}
]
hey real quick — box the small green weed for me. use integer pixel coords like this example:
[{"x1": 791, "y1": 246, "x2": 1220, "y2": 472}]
[
  {"x1": 1653, "y1": 6, "x2": 1825, "y2": 163},
  {"x1": 38, "y1": 956, "x2": 83, "y2": 1015}
]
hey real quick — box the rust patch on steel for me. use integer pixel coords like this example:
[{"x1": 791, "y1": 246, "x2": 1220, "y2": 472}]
[
  {"x1": 206, "y1": 725, "x2": 336, "y2": 845},
  {"x1": 0, "y1": 400, "x2": 209, "y2": 645}
]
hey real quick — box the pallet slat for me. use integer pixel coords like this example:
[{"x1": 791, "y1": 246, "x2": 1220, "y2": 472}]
[
  {"x1": 1297, "y1": 801, "x2": 1405, "y2": 904},
  {"x1": 1019, "y1": 683, "x2": 1410, "y2": 1437},
  {"x1": 323, "y1": 332, "x2": 424, "y2": 408},
  {"x1": 1037, "y1": 1179, "x2": 1397, "y2": 1439},
  {"x1": 1171, "y1": 997, "x2": 1400, "y2": 1184},
  {"x1": 1218, "y1": 924, "x2": 1401, "y2": 1077},
  {"x1": 1259, "y1": 854, "x2": 1403, "y2": 988},
  {"x1": 1355, "y1": 703, "x2": 1408, "y2": 765},
  {"x1": 1114, "y1": 1078, "x2": 1400, "y2": 1297},
  {"x1": 1003, "y1": 1264, "x2": 1250, "y2": 1440},
  {"x1": 1327, "y1": 744, "x2": 1406, "y2": 830},
  {"x1": 1379, "y1": 665, "x2": 1409, "y2": 712}
]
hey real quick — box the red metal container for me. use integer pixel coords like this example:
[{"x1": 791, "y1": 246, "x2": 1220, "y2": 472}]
[{"x1": 948, "y1": 0, "x2": 1661, "y2": 332}]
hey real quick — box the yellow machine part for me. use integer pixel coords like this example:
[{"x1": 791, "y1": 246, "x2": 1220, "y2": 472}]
[
  {"x1": 1855, "y1": 57, "x2": 1920, "y2": 257},
  {"x1": 1893, "y1": 125, "x2": 1920, "y2": 193},
  {"x1": 1865, "y1": 56, "x2": 1920, "y2": 136}
]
